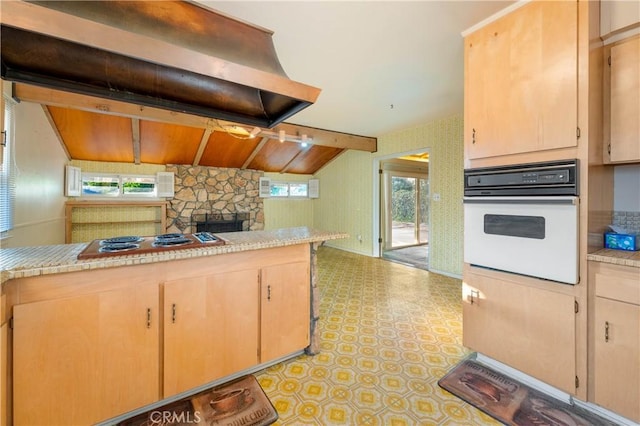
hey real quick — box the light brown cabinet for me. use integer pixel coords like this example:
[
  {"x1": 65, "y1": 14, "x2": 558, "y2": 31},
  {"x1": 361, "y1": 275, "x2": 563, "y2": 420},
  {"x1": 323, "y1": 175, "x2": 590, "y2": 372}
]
[
  {"x1": 12, "y1": 283, "x2": 160, "y2": 425},
  {"x1": 163, "y1": 269, "x2": 260, "y2": 397},
  {"x1": 464, "y1": 1, "x2": 578, "y2": 160},
  {"x1": 591, "y1": 261, "x2": 640, "y2": 422},
  {"x1": 5, "y1": 243, "x2": 312, "y2": 423},
  {"x1": 260, "y1": 262, "x2": 310, "y2": 363},
  {"x1": 607, "y1": 35, "x2": 640, "y2": 163},
  {"x1": 462, "y1": 265, "x2": 577, "y2": 394}
]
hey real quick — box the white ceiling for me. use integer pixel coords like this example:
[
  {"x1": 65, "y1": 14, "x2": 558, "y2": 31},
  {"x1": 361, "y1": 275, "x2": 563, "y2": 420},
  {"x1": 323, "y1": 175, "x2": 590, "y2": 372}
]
[{"x1": 203, "y1": 1, "x2": 513, "y2": 138}]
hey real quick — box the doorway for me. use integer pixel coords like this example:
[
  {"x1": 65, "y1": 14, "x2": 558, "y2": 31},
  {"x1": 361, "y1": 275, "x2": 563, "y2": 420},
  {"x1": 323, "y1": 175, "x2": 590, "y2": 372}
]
[{"x1": 380, "y1": 153, "x2": 429, "y2": 269}]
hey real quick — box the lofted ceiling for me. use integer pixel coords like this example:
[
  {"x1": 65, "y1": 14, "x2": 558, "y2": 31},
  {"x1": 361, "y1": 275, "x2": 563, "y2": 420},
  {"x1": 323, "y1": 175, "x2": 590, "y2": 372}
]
[{"x1": 14, "y1": 83, "x2": 374, "y2": 175}]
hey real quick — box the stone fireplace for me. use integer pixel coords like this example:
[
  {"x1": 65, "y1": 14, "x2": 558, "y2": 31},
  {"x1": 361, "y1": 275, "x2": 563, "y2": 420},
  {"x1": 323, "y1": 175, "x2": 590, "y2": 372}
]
[{"x1": 165, "y1": 165, "x2": 264, "y2": 234}]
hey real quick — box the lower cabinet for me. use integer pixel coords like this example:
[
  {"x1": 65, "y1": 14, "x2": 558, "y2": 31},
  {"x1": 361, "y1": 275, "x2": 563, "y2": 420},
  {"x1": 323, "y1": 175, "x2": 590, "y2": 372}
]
[
  {"x1": 7, "y1": 244, "x2": 312, "y2": 423},
  {"x1": 162, "y1": 261, "x2": 311, "y2": 396},
  {"x1": 163, "y1": 269, "x2": 260, "y2": 397},
  {"x1": 12, "y1": 283, "x2": 160, "y2": 425},
  {"x1": 591, "y1": 262, "x2": 640, "y2": 422},
  {"x1": 462, "y1": 265, "x2": 577, "y2": 394},
  {"x1": 260, "y1": 262, "x2": 310, "y2": 363}
]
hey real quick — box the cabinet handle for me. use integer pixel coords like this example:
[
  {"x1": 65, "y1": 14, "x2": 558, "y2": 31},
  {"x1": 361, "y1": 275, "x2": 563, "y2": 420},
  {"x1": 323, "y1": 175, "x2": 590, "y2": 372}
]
[
  {"x1": 172, "y1": 303, "x2": 177, "y2": 323},
  {"x1": 267, "y1": 284, "x2": 271, "y2": 301},
  {"x1": 146, "y1": 308, "x2": 152, "y2": 329},
  {"x1": 467, "y1": 289, "x2": 479, "y2": 305},
  {"x1": 472, "y1": 128, "x2": 476, "y2": 144},
  {"x1": 604, "y1": 321, "x2": 609, "y2": 342}
]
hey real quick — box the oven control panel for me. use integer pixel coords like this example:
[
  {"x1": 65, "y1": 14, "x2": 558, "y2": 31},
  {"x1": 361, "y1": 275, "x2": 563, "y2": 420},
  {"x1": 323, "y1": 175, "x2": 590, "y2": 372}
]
[{"x1": 464, "y1": 159, "x2": 578, "y2": 196}]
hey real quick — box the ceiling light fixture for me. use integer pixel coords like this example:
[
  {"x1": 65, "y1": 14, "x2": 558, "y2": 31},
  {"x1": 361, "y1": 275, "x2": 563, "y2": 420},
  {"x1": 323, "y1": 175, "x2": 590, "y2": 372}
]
[{"x1": 218, "y1": 122, "x2": 313, "y2": 145}]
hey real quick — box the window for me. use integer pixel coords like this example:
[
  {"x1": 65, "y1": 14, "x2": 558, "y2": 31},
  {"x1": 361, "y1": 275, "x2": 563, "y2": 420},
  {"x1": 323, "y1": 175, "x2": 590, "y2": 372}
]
[
  {"x1": 122, "y1": 175, "x2": 157, "y2": 196},
  {"x1": 269, "y1": 181, "x2": 309, "y2": 198},
  {"x1": 289, "y1": 183, "x2": 308, "y2": 197},
  {"x1": 0, "y1": 94, "x2": 16, "y2": 235},
  {"x1": 82, "y1": 174, "x2": 120, "y2": 197},
  {"x1": 79, "y1": 173, "x2": 164, "y2": 198},
  {"x1": 270, "y1": 182, "x2": 290, "y2": 197}
]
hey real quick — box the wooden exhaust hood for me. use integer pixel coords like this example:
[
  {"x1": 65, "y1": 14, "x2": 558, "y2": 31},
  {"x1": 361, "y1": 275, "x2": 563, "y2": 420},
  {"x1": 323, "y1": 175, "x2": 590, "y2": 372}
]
[{"x1": 0, "y1": 0, "x2": 321, "y2": 128}]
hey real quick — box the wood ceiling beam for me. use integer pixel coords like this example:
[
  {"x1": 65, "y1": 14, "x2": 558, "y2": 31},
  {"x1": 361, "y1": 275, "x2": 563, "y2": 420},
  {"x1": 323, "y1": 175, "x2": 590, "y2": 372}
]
[
  {"x1": 280, "y1": 149, "x2": 308, "y2": 174},
  {"x1": 40, "y1": 105, "x2": 71, "y2": 160},
  {"x1": 242, "y1": 136, "x2": 270, "y2": 169},
  {"x1": 14, "y1": 83, "x2": 377, "y2": 152},
  {"x1": 14, "y1": 83, "x2": 211, "y2": 128},
  {"x1": 273, "y1": 122, "x2": 377, "y2": 153},
  {"x1": 131, "y1": 118, "x2": 141, "y2": 165},
  {"x1": 193, "y1": 128, "x2": 215, "y2": 166}
]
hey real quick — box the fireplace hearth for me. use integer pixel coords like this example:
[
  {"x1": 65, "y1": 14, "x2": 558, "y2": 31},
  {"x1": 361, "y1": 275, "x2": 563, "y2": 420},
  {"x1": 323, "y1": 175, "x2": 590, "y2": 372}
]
[{"x1": 192, "y1": 212, "x2": 250, "y2": 233}]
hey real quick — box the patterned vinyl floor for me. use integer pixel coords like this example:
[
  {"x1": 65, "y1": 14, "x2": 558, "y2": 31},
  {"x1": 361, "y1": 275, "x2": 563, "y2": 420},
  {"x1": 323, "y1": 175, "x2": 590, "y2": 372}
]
[{"x1": 254, "y1": 246, "x2": 500, "y2": 425}]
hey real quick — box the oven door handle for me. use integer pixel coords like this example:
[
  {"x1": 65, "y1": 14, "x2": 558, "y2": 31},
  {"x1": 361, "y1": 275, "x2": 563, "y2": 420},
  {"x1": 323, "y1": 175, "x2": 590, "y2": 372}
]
[{"x1": 463, "y1": 198, "x2": 577, "y2": 205}]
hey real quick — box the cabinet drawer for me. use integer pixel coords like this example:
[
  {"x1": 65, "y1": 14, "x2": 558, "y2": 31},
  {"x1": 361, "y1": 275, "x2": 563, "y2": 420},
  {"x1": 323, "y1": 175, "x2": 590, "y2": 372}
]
[{"x1": 593, "y1": 262, "x2": 640, "y2": 305}]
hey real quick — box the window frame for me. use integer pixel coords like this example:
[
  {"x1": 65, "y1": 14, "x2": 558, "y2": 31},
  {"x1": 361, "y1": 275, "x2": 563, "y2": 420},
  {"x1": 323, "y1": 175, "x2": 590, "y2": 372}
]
[{"x1": 79, "y1": 172, "x2": 160, "y2": 199}]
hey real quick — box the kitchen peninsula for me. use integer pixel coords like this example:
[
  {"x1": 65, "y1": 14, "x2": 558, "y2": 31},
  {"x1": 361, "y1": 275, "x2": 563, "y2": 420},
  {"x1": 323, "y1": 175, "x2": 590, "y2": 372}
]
[{"x1": 0, "y1": 227, "x2": 347, "y2": 425}]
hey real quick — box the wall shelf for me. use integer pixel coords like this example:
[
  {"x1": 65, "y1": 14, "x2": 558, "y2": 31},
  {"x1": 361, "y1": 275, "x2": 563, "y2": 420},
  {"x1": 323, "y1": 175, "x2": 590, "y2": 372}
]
[{"x1": 65, "y1": 201, "x2": 168, "y2": 243}]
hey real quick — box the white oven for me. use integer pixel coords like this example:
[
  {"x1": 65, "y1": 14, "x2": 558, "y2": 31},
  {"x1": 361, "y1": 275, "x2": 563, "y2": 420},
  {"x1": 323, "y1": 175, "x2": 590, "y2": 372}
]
[{"x1": 463, "y1": 160, "x2": 580, "y2": 285}]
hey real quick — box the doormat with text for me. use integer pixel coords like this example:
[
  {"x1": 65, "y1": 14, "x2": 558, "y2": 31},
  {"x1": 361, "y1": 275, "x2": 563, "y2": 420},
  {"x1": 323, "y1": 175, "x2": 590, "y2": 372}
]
[
  {"x1": 438, "y1": 359, "x2": 618, "y2": 426},
  {"x1": 119, "y1": 375, "x2": 277, "y2": 426}
]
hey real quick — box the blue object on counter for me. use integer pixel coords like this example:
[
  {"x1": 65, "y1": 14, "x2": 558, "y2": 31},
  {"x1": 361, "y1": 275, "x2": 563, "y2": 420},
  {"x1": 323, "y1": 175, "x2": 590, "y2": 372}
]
[{"x1": 604, "y1": 232, "x2": 639, "y2": 251}]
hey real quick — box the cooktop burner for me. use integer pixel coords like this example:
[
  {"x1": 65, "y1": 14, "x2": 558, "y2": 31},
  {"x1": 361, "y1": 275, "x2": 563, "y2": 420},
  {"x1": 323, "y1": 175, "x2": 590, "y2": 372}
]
[
  {"x1": 154, "y1": 233, "x2": 185, "y2": 241},
  {"x1": 152, "y1": 237, "x2": 193, "y2": 247},
  {"x1": 100, "y1": 236, "x2": 144, "y2": 245},
  {"x1": 99, "y1": 242, "x2": 141, "y2": 253}
]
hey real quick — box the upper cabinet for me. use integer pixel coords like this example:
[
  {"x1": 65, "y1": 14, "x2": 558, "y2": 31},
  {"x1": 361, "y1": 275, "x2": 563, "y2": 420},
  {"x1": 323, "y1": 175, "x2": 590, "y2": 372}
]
[
  {"x1": 464, "y1": 1, "x2": 578, "y2": 161},
  {"x1": 606, "y1": 35, "x2": 640, "y2": 163}
]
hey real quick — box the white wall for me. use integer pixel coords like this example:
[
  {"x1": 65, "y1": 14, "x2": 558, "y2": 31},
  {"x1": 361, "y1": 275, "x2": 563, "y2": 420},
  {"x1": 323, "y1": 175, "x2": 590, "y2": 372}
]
[
  {"x1": 613, "y1": 164, "x2": 640, "y2": 212},
  {"x1": 2, "y1": 102, "x2": 68, "y2": 247}
]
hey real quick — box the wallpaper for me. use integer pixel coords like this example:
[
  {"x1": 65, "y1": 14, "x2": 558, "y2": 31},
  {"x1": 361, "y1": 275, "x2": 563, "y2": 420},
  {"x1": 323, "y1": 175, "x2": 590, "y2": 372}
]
[{"x1": 314, "y1": 114, "x2": 464, "y2": 277}]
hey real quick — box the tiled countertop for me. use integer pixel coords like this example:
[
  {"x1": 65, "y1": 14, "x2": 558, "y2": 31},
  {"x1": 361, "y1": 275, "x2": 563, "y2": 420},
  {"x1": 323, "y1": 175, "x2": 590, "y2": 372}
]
[
  {"x1": 587, "y1": 248, "x2": 640, "y2": 268},
  {"x1": 0, "y1": 227, "x2": 348, "y2": 285}
]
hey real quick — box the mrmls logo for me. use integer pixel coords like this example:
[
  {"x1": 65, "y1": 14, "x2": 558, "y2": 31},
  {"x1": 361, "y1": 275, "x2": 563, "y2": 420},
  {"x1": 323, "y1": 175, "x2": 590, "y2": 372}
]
[{"x1": 149, "y1": 410, "x2": 202, "y2": 424}]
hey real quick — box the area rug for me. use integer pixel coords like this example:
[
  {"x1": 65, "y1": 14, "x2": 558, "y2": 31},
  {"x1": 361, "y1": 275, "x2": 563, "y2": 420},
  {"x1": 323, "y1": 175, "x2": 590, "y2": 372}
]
[
  {"x1": 438, "y1": 359, "x2": 618, "y2": 426},
  {"x1": 118, "y1": 375, "x2": 278, "y2": 426}
]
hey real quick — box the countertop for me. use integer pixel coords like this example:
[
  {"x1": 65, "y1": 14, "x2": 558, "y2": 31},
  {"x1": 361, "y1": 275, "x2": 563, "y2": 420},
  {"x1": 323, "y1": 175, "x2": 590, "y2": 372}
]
[
  {"x1": 0, "y1": 227, "x2": 348, "y2": 285},
  {"x1": 587, "y1": 248, "x2": 640, "y2": 268}
]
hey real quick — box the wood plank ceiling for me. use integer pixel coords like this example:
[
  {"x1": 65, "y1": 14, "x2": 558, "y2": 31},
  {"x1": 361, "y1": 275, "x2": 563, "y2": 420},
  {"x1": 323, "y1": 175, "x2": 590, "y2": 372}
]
[{"x1": 19, "y1": 84, "x2": 376, "y2": 175}]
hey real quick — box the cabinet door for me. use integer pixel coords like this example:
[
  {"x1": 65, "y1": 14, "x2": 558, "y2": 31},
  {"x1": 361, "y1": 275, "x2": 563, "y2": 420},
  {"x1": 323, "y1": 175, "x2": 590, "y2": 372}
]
[
  {"x1": 13, "y1": 284, "x2": 159, "y2": 425},
  {"x1": 609, "y1": 36, "x2": 640, "y2": 162},
  {"x1": 260, "y1": 262, "x2": 310, "y2": 363},
  {"x1": 163, "y1": 269, "x2": 259, "y2": 397},
  {"x1": 463, "y1": 269, "x2": 576, "y2": 394},
  {"x1": 465, "y1": 1, "x2": 578, "y2": 159},
  {"x1": 594, "y1": 297, "x2": 640, "y2": 422}
]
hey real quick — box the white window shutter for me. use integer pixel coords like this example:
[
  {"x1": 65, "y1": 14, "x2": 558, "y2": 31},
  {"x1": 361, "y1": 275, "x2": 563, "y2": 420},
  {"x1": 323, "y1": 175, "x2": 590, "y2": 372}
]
[
  {"x1": 309, "y1": 179, "x2": 319, "y2": 198},
  {"x1": 259, "y1": 177, "x2": 271, "y2": 198},
  {"x1": 65, "y1": 165, "x2": 82, "y2": 197},
  {"x1": 157, "y1": 172, "x2": 175, "y2": 197}
]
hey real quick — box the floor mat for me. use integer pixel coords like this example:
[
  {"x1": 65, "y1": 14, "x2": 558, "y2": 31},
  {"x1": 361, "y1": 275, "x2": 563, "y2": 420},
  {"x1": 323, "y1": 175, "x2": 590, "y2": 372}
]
[
  {"x1": 438, "y1": 359, "x2": 618, "y2": 426},
  {"x1": 117, "y1": 375, "x2": 278, "y2": 426}
]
